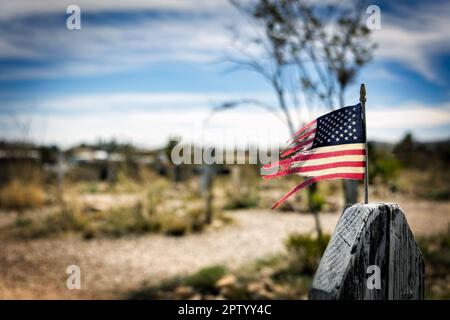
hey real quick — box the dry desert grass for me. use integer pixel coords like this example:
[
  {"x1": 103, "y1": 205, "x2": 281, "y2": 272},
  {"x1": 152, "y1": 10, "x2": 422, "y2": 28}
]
[{"x1": 0, "y1": 196, "x2": 448, "y2": 299}]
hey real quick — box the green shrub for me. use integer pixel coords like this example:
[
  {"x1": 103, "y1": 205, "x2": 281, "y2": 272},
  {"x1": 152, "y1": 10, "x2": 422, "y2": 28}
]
[
  {"x1": 285, "y1": 233, "x2": 330, "y2": 274},
  {"x1": 101, "y1": 203, "x2": 162, "y2": 237},
  {"x1": 185, "y1": 265, "x2": 227, "y2": 293},
  {"x1": 160, "y1": 215, "x2": 190, "y2": 236},
  {"x1": 3, "y1": 183, "x2": 229, "y2": 239},
  {"x1": 81, "y1": 182, "x2": 100, "y2": 194},
  {"x1": 15, "y1": 217, "x2": 33, "y2": 228},
  {"x1": 368, "y1": 145, "x2": 402, "y2": 184},
  {"x1": 424, "y1": 190, "x2": 450, "y2": 201},
  {"x1": 417, "y1": 228, "x2": 450, "y2": 299},
  {"x1": 418, "y1": 230, "x2": 450, "y2": 277},
  {"x1": 223, "y1": 197, "x2": 259, "y2": 210},
  {"x1": 310, "y1": 193, "x2": 325, "y2": 212},
  {"x1": 7, "y1": 205, "x2": 87, "y2": 239}
]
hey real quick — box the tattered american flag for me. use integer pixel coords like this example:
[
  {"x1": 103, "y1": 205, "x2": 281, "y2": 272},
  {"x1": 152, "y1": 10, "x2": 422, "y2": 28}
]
[{"x1": 263, "y1": 103, "x2": 366, "y2": 209}]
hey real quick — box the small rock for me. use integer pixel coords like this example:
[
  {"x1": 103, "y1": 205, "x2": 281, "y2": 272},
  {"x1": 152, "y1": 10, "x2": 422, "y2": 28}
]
[
  {"x1": 262, "y1": 278, "x2": 275, "y2": 291},
  {"x1": 260, "y1": 291, "x2": 275, "y2": 299},
  {"x1": 247, "y1": 281, "x2": 263, "y2": 293},
  {"x1": 216, "y1": 275, "x2": 237, "y2": 288},
  {"x1": 260, "y1": 267, "x2": 275, "y2": 277},
  {"x1": 211, "y1": 219, "x2": 224, "y2": 229},
  {"x1": 271, "y1": 284, "x2": 285, "y2": 295},
  {"x1": 175, "y1": 286, "x2": 193, "y2": 297}
]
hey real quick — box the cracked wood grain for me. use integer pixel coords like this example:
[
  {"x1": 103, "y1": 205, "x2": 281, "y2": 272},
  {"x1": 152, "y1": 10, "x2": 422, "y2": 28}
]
[{"x1": 309, "y1": 203, "x2": 424, "y2": 300}]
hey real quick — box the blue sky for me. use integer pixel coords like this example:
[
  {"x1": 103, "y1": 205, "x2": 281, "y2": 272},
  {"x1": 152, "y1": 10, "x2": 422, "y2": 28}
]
[{"x1": 0, "y1": 0, "x2": 449, "y2": 148}]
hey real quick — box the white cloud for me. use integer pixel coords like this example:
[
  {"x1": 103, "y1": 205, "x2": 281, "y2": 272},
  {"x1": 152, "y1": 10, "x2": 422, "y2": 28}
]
[
  {"x1": 0, "y1": 0, "x2": 230, "y2": 21},
  {"x1": 368, "y1": 104, "x2": 450, "y2": 129},
  {"x1": 373, "y1": 1, "x2": 450, "y2": 83},
  {"x1": 1, "y1": 0, "x2": 448, "y2": 84},
  {"x1": 3, "y1": 92, "x2": 276, "y2": 113},
  {"x1": 0, "y1": 1, "x2": 237, "y2": 80},
  {"x1": 1, "y1": 92, "x2": 449, "y2": 147},
  {"x1": 0, "y1": 107, "x2": 288, "y2": 149}
]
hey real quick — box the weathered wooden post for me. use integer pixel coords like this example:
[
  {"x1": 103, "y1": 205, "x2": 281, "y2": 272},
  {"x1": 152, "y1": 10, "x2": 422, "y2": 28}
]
[
  {"x1": 310, "y1": 203, "x2": 425, "y2": 300},
  {"x1": 200, "y1": 163, "x2": 215, "y2": 225}
]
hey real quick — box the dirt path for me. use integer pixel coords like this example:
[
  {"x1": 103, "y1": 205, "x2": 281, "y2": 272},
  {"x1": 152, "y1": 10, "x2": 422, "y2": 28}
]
[{"x1": 1, "y1": 200, "x2": 449, "y2": 299}]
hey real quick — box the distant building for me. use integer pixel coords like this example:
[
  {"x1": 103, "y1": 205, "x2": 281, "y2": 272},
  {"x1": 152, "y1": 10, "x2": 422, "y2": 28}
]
[{"x1": 0, "y1": 149, "x2": 40, "y2": 161}]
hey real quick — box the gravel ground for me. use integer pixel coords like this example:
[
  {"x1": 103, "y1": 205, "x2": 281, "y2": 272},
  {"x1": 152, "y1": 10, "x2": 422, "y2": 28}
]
[{"x1": 1, "y1": 199, "x2": 449, "y2": 299}]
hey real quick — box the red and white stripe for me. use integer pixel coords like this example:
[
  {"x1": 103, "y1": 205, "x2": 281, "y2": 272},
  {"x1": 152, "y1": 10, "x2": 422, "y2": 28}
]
[
  {"x1": 264, "y1": 119, "x2": 365, "y2": 209},
  {"x1": 282, "y1": 120, "x2": 317, "y2": 157},
  {"x1": 265, "y1": 144, "x2": 365, "y2": 179}
]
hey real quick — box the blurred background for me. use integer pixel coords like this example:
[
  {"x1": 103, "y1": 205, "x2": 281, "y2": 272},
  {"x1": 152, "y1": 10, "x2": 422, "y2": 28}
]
[{"x1": 0, "y1": 0, "x2": 449, "y2": 299}]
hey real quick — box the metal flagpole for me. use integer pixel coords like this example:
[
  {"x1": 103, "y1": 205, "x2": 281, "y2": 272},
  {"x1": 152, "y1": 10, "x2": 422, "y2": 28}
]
[{"x1": 360, "y1": 84, "x2": 369, "y2": 204}]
